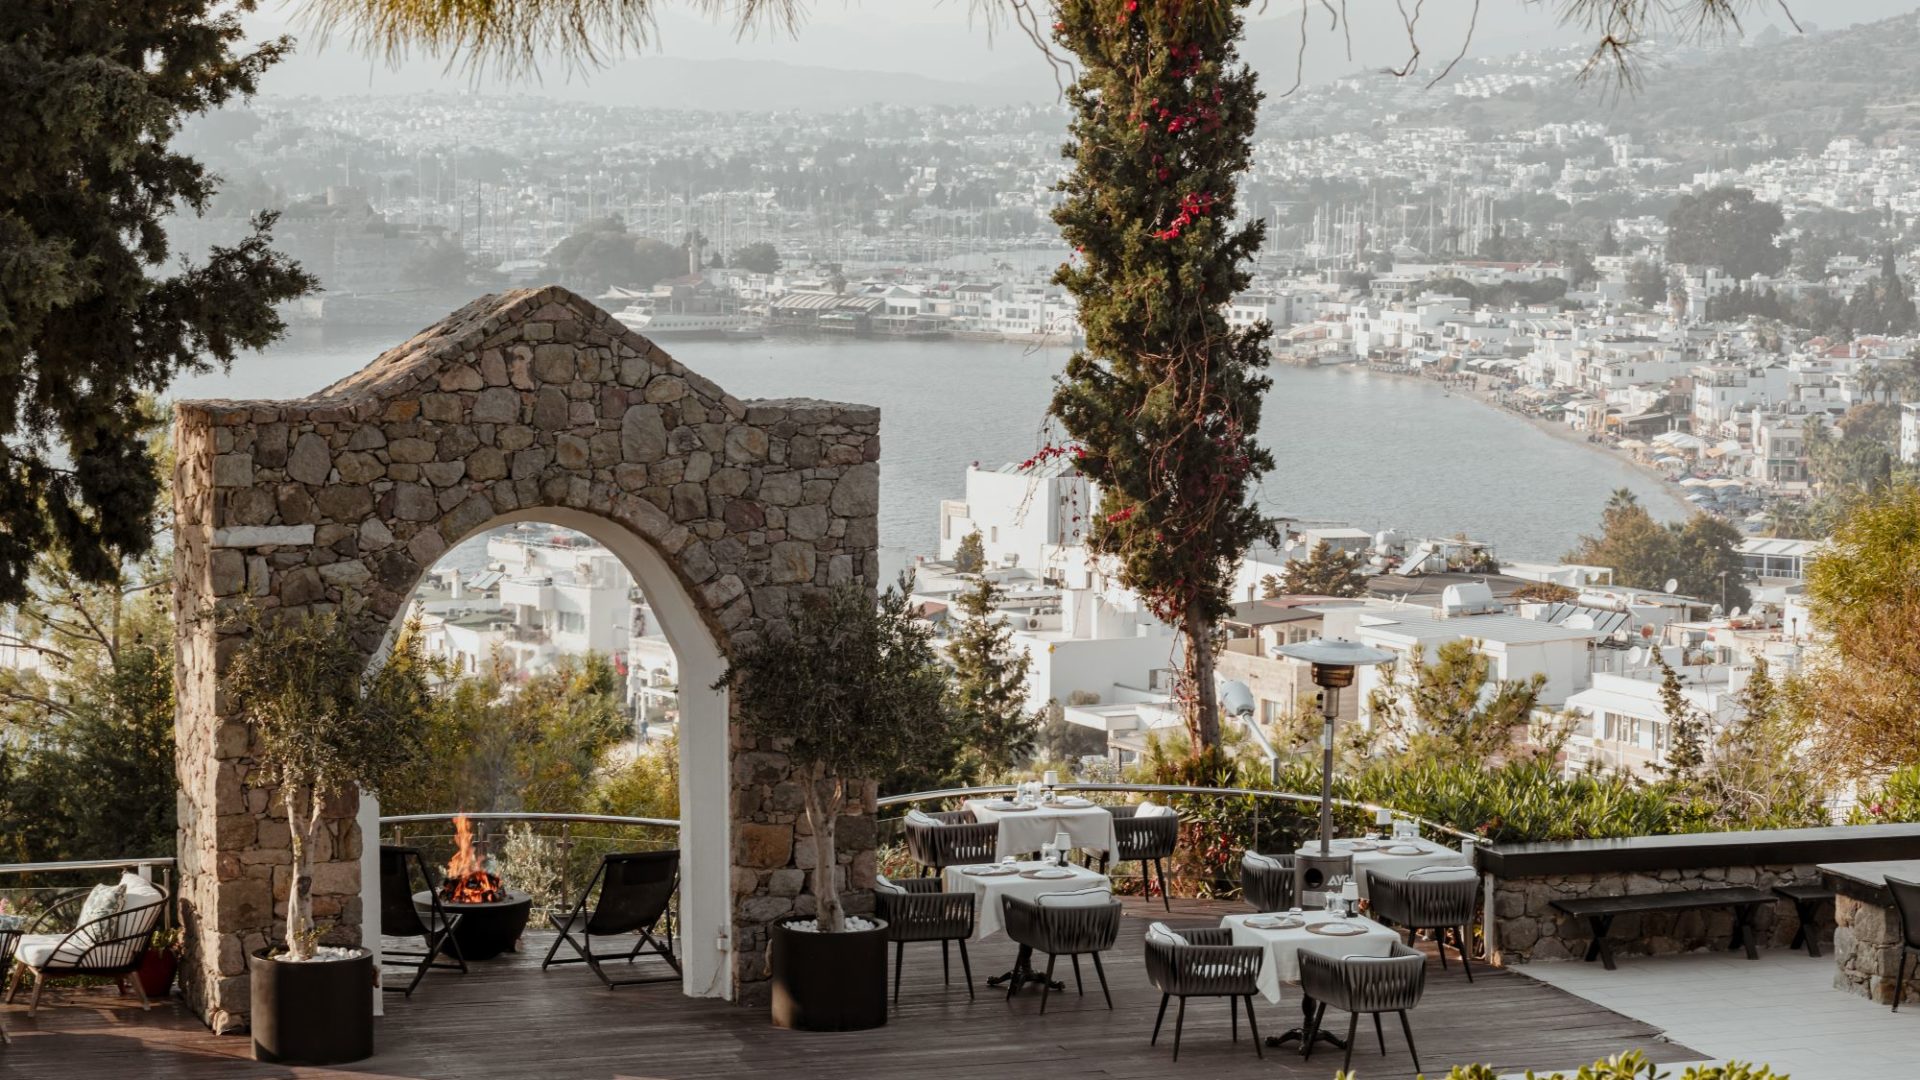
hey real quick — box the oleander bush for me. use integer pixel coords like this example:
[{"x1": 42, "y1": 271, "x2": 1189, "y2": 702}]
[{"x1": 1847, "y1": 764, "x2": 1920, "y2": 824}]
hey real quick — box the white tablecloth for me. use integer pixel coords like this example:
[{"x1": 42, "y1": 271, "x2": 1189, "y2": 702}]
[
  {"x1": 964, "y1": 799, "x2": 1120, "y2": 861},
  {"x1": 943, "y1": 861, "x2": 1112, "y2": 941},
  {"x1": 1295, "y1": 838, "x2": 1473, "y2": 900},
  {"x1": 1222, "y1": 911, "x2": 1402, "y2": 1004}
]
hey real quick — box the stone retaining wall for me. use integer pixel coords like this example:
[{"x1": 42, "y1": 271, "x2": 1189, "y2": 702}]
[
  {"x1": 1492, "y1": 864, "x2": 1830, "y2": 964},
  {"x1": 1832, "y1": 894, "x2": 1920, "y2": 1005}
]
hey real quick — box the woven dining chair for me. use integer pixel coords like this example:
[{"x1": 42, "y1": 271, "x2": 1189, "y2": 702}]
[
  {"x1": 1089, "y1": 804, "x2": 1180, "y2": 912},
  {"x1": 903, "y1": 809, "x2": 999, "y2": 876},
  {"x1": 1298, "y1": 943, "x2": 1429, "y2": 1075},
  {"x1": 379, "y1": 845, "x2": 468, "y2": 996},
  {"x1": 1001, "y1": 891, "x2": 1123, "y2": 1013},
  {"x1": 1241, "y1": 852, "x2": 1296, "y2": 913},
  {"x1": 874, "y1": 877, "x2": 976, "y2": 1003},
  {"x1": 4, "y1": 876, "x2": 169, "y2": 1018},
  {"x1": 1143, "y1": 924, "x2": 1265, "y2": 1061},
  {"x1": 1365, "y1": 867, "x2": 1479, "y2": 981},
  {"x1": 1885, "y1": 875, "x2": 1920, "y2": 1013}
]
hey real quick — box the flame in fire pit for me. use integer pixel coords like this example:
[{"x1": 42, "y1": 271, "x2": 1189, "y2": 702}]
[{"x1": 440, "y1": 814, "x2": 506, "y2": 904}]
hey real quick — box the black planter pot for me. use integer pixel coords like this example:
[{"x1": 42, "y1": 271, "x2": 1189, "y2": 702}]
[
  {"x1": 249, "y1": 948, "x2": 375, "y2": 1065},
  {"x1": 768, "y1": 918, "x2": 888, "y2": 1031}
]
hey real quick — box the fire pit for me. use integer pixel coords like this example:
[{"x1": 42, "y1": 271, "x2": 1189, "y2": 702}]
[{"x1": 420, "y1": 816, "x2": 533, "y2": 961}]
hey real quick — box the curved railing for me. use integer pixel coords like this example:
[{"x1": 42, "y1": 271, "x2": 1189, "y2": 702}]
[
  {"x1": 379, "y1": 812, "x2": 678, "y2": 830},
  {"x1": 875, "y1": 783, "x2": 1486, "y2": 846}
]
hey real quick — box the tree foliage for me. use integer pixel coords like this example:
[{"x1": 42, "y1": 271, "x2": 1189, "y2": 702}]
[
  {"x1": 0, "y1": 563, "x2": 175, "y2": 864},
  {"x1": 1567, "y1": 489, "x2": 1751, "y2": 610},
  {"x1": 1665, "y1": 186, "x2": 1789, "y2": 279},
  {"x1": 717, "y1": 576, "x2": 953, "y2": 931},
  {"x1": 946, "y1": 577, "x2": 1040, "y2": 783},
  {"x1": 0, "y1": 0, "x2": 315, "y2": 604},
  {"x1": 728, "y1": 241, "x2": 782, "y2": 274},
  {"x1": 1269, "y1": 540, "x2": 1367, "y2": 598},
  {"x1": 1047, "y1": 0, "x2": 1277, "y2": 754},
  {"x1": 545, "y1": 215, "x2": 686, "y2": 292},
  {"x1": 1654, "y1": 649, "x2": 1706, "y2": 779},
  {"x1": 952, "y1": 529, "x2": 986, "y2": 574},
  {"x1": 1800, "y1": 484, "x2": 1920, "y2": 777},
  {"x1": 385, "y1": 650, "x2": 629, "y2": 816},
  {"x1": 1366, "y1": 638, "x2": 1549, "y2": 766}
]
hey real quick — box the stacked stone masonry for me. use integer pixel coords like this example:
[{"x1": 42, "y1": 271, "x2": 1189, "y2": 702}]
[
  {"x1": 1832, "y1": 893, "x2": 1920, "y2": 1005},
  {"x1": 173, "y1": 287, "x2": 879, "y2": 1031},
  {"x1": 1492, "y1": 865, "x2": 1831, "y2": 965}
]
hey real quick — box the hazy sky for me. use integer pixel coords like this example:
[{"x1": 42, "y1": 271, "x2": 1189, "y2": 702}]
[{"x1": 245, "y1": 0, "x2": 1918, "y2": 100}]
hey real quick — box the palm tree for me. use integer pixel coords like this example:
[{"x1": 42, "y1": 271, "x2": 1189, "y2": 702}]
[{"x1": 301, "y1": 1, "x2": 1779, "y2": 82}]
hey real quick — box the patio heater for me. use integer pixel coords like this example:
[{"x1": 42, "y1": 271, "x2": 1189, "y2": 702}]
[{"x1": 1272, "y1": 637, "x2": 1396, "y2": 898}]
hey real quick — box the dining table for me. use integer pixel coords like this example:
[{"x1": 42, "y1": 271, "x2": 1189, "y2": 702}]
[
  {"x1": 944, "y1": 859, "x2": 1113, "y2": 996},
  {"x1": 1222, "y1": 908, "x2": 1402, "y2": 1054},
  {"x1": 1294, "y1": 836, "x2": 1473, "y2": 900},
  {"x1": 963, "y1": 797, "x2": 1120, "y2": 862}
]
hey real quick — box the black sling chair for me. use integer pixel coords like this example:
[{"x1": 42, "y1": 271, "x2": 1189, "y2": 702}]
[
  {"x1": 542, "y1": 850, "x2": 682, "y2": 988},
  {"x1": 380, "y1": 845, "x2": 468, "y2": 996}
]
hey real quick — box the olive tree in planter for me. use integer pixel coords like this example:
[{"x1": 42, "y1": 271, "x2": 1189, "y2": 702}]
[
  {"x1": 717, "y1": 576, "x2": 953, "y2": 1031},
  {"x1": 226, "y1": 609, "x2": 434, "y2": 1065}
]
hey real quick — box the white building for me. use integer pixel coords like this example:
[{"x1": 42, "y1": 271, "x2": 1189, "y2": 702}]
[{"x1": 1901, "y1": 402, "x2": 1920, "y2": 464}]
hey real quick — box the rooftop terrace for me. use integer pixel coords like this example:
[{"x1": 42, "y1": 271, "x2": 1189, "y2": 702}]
[{"x1": 1, "y1": 898, "x2": 1697, "y2": 1080}]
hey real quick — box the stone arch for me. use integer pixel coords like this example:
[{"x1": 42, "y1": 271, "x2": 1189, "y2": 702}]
[{"x1": 172, "y1": 287, "x2": 880, "y2": 1032}]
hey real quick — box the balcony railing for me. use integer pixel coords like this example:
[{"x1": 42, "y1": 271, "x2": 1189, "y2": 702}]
[{"x1": 0, "y1": 856, "x2": 177, "y2": 929}]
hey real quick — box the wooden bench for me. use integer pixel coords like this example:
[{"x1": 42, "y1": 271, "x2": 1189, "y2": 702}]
[
  {"x1": 1550, "y1": 886, "x2": 1776, "y2": 970},
  {"x1": 1772, "y1": 882, "x2": 1836, "y2": 958}
]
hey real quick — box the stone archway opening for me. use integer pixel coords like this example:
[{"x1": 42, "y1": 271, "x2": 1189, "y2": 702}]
[
  {"x1": 172, "y1": 287, "x2": 881, "y2": 1032},
  {"x1": 359, "y1": 506, "x2": 734, "y2": 1004}
]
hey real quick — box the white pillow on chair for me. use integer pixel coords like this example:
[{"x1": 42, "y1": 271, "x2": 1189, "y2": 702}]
[
  {"x1": 1145, "y1": 921, "x2": 1189, "y2": 947},
  {"x1": 904, "y1": 809, "x2": 939, "y2": 828},
  {"x1": 1243, "y1": 852, "x2": 1285, "y2": 870},
  {"x1": 874, "y1": 875, "x2": 908, "y2": 895},
  {"x1": 1037, "y1": 886, "x2": 1112, "y2": 908},
  {"x1": 1135, "y1": 799, "x2": 1177, "y2": 818}
]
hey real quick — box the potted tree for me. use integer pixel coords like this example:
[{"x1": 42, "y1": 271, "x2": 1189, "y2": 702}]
[
  {"x1": 227, "y1": 609, "x2": 434, "y2": 1065},
  {"x1": 718, "y1": 577, "x2": 953, "y2": 1031}
]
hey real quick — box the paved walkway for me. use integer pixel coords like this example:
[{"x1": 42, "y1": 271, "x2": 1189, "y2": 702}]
[{"x1": 1520, "y1": 947, "x2": 1920, "y2": 1079}]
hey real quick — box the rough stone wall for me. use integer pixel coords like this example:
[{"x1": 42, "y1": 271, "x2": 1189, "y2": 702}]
[
  {"x1": 1833, "y1": 894, "x2": 1920, "y2": 1005},
  {"x1": 173, "y1": 286, "x2": 879, "y2": 1030},
  {"x1": 1492, "y1": 865, "x2": 1829, "y2": 965}
]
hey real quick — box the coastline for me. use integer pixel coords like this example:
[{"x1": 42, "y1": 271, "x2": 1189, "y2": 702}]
[{"x1": 1320, "y1": 361, "x2": 1700, "y2": 521}]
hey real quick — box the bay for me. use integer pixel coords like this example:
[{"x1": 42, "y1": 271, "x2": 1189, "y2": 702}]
[{"x1": 173, "y1": 323, "x2": 1688, "y2": 578}]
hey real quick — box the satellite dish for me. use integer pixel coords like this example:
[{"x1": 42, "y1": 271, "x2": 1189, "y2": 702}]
[
  {"x1": 1729, "y1": 606, "x2": 1742, "y2": 619},
  {"x1": 1663, "y1": 578, "x2": 1679, "y2": 595},
  {"x1": 1626, "y1": 647, "x2": 1645, "y2": 666}
]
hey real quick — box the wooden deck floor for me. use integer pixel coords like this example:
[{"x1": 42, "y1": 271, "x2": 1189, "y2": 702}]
[{"x1": 0, "y1": 898, "x2": 1698, "y2": 1079}]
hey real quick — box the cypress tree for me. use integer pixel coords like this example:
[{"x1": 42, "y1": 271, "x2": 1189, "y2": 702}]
[
  {"x1": 0, "y1": 0, "x2": 315, "y2": 602},
  {"x1": 948, "y1": 577, "x2": 1039, "y2": 781},
  {"x1": 1048, "y1": 0, "x2": 1276, "y2": 753}
]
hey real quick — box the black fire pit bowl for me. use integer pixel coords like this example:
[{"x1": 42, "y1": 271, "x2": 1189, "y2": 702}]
[{"x1": 414, "y1": 888, "x2": 533, "y2": 961}]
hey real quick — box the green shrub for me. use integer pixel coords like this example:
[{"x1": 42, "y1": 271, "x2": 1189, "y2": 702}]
[
  {"x1": 1849, "y1": 765, "x2": 1920, "y2": 824},
  {"x1": 1334, "y1": 1049, "x2": 1784, "y2": 1079}
]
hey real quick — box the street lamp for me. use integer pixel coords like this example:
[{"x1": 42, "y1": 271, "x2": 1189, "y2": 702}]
[{"x1": 1273, "y1": 637, "x2": 1396, "y2": 893}]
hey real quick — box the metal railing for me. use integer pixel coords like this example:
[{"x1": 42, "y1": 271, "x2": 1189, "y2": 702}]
[
  {"x1": 876, "y1": 783, "x2": 1486, "y2": 847},
  {"x1": 378, "y1": 812, "x2": 678, "y2": 913},
  {"x1": 0, "y1": 856, "x2": 177, "y2": 930}
]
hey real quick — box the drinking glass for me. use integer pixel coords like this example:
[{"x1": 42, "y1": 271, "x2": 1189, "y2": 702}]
[{"x1": 1040, "y1": 842, "x2": 1057, "y2": 865}]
